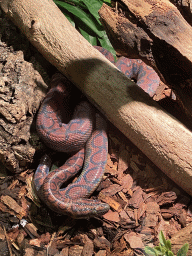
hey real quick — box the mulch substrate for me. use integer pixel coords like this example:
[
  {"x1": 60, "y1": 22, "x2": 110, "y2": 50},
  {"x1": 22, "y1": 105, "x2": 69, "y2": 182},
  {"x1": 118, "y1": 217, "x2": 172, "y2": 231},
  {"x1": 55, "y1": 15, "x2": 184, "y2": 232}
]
[{"x1": 0, "y1": 97, "x2": 191, "y2": 256}]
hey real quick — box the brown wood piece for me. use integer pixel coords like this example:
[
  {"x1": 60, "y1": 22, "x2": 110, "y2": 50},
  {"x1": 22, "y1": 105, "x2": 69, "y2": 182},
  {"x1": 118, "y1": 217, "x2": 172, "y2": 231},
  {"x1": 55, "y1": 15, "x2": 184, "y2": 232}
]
[
  {"x1": 0, "y1": 42, "x2": 47, "y2": 173},
  {"x1": 170, "y1": 222, "x2": 192, "y2": 255},
  {"x1": 99, "y1": 1, "x2": 192, "y2": 117},
  {"x1": 1, "y1": 0, "x2": 192, "y2": 196}
]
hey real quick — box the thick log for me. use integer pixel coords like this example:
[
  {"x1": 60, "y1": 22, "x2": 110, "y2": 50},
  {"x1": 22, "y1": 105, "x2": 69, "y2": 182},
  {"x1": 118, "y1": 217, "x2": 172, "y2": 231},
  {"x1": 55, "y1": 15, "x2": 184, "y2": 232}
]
[
  {"x1": 1, "y1": 0, "x2": 192, "y2": 195},
  {"x1": 99, "y1": 1, "x2": 192, "y2": 118},
  {"x1": 170, "y1": 0, "x2": 192, "y2": 26}
]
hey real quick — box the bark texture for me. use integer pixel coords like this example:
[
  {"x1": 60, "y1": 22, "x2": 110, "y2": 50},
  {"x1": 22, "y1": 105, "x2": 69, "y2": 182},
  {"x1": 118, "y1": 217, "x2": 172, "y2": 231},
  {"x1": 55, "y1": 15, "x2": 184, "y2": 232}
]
[
  {"x1": 1, "y1": 0, "x2": 192, "y2": 196},
  {"x1": 171, "y1": 222, "x2": 192, "y2": 255},
  {"x1": 0, "y1": 40, "x2": 47, "y2": 173},
  {"x1": 99, "y1": 0, "x2": 192, "y2": 118},
  {"x1": 170, "y1": 0, "x2": 192, "y2": 26}
]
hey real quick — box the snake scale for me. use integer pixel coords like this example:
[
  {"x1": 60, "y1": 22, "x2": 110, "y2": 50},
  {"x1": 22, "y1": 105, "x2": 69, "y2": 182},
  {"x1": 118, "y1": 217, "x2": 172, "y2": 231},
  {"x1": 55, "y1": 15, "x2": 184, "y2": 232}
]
[{"x1": 34, "y1": 46, "x2": 160, "y2": 218}]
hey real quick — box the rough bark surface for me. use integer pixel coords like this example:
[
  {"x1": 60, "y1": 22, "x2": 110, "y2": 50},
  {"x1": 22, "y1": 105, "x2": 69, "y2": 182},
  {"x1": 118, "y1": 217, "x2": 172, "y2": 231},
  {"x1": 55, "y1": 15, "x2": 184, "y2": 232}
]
[
  {"x1": 170, "y1": 222, "x2": 192, "y2": 254},
  {"x1": 170, "y1": 0, "x2": 192, "y2": 26},
  {"x1": 99, "y1": 0, "x2": 192, "y2": 118},
  {"x1": 0, "y1": 40, "x2": 47, "y2": 173},
  {"x1": 1, "y1": 0, "x2": 192, "y2": 197}
]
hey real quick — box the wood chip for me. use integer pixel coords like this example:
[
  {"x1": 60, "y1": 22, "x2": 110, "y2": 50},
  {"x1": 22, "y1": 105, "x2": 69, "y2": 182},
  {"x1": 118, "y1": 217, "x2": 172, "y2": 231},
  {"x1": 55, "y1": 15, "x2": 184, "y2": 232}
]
[
  {"x1": 1, "y1": 195, "x2": 25, "y2": 218},
  {"x1": 81, "y1": 235, "x2": 94, "y2": 256},
  {"x1": 103, "y1": 210, "x2": 120, "y2": 222},
  {"x1": 23, "y1": 248, "x2": 35, "y2": 256},
  {"x1": 124, "y1": 232, "x2": 144, "y2": 249},
  {"x1": 105, "y1": 154, "x2": 118, "y2": 176},
  {"x1": 68, "y1": 245, "x2": 84, "y2": 256},
  {"x1": 95, "y1": 250, "x2": 107, "y2": 256},
  {"x1": 25, "y1": 223, "x2": 39, "y2": 238},
  {"x1": 129, "y1": 187, "x2": 144, "y2": 208},
  {"x1": 142, "y1": 202, "x2": 161, "y2": 228},
  {"x1": 121, "y1": 174, "x2": 133, "y2": 193},
  {"x1": 98, "y1": 193, "x2": 122, "y2": 212},
  {"x1": 93, "y1": 236, "x2": 110, "y2": 250},
  {"x1": 101, "y1": 184, "x2": 122, "y2": 197},
  {"x1": 118, "y1": 191, "x2": 129, "y2": 203},
  {"x1": 29, "y1": 232, "x2": 51, "y2": 247},
  {"x1": 137, "y1": 202, "x2": 147, "y2": 219},
  {"x1": 156, "y1": 191, "x2": 177, "y2": 205},
  {"x1": 60, "y1": 247, "x2": 69, "y2": 256},
  {"x1": 0, "y1": 225, "x2": 5, "y2": 240}
]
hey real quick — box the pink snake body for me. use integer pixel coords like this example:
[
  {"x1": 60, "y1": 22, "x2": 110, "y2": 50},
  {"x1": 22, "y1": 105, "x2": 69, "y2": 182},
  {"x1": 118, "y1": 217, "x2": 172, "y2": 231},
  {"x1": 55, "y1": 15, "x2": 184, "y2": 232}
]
[{"x1": 34, "y1": 47, "x2": 160, "y2": 218}]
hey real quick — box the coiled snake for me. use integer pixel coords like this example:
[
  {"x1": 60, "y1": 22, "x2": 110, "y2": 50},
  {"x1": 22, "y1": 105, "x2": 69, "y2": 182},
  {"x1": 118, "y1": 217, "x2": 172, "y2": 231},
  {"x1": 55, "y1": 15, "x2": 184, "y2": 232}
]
[{"x1": 34, "y1": 47, "x2": 160, "y2": 218}]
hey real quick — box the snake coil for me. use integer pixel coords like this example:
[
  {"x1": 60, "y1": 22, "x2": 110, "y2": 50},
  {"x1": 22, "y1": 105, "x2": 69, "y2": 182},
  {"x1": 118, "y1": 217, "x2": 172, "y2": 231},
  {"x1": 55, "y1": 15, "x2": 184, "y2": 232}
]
[{"x1": 34, "y1": 47, "x2": 160, "y2": 218}]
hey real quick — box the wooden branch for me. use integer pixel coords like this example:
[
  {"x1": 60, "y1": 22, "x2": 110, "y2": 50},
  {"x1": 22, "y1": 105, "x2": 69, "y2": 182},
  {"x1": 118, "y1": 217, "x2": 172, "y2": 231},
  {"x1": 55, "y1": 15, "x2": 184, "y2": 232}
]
[
  {"x1": 170, "y1": 0, "x2": 192, "y2": 26},
  {"x1": 99, "y1": 1, "x2": 192, "y2": 118},
  {"x1": 1, "y1": 0, "x2": 192, "y2": 195}
]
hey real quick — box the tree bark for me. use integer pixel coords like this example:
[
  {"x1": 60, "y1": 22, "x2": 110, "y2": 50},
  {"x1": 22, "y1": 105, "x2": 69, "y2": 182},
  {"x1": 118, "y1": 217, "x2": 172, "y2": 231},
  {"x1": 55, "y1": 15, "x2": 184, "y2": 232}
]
[
  {"x1": 0, "y1": 36, "x2": 47, "y2": 173},
  {"x1": 170, "y1": 222, "x2": 192, "y2": 255},
  {"x1": 99, "y1": 0, "x2": 192, "y2": 118},
  {"x1": 1, "y1": 0, "x2": 192, "y2": 195},
  {"x1": 170, "y1": 0, "x2": 192, "y2": 26}
]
